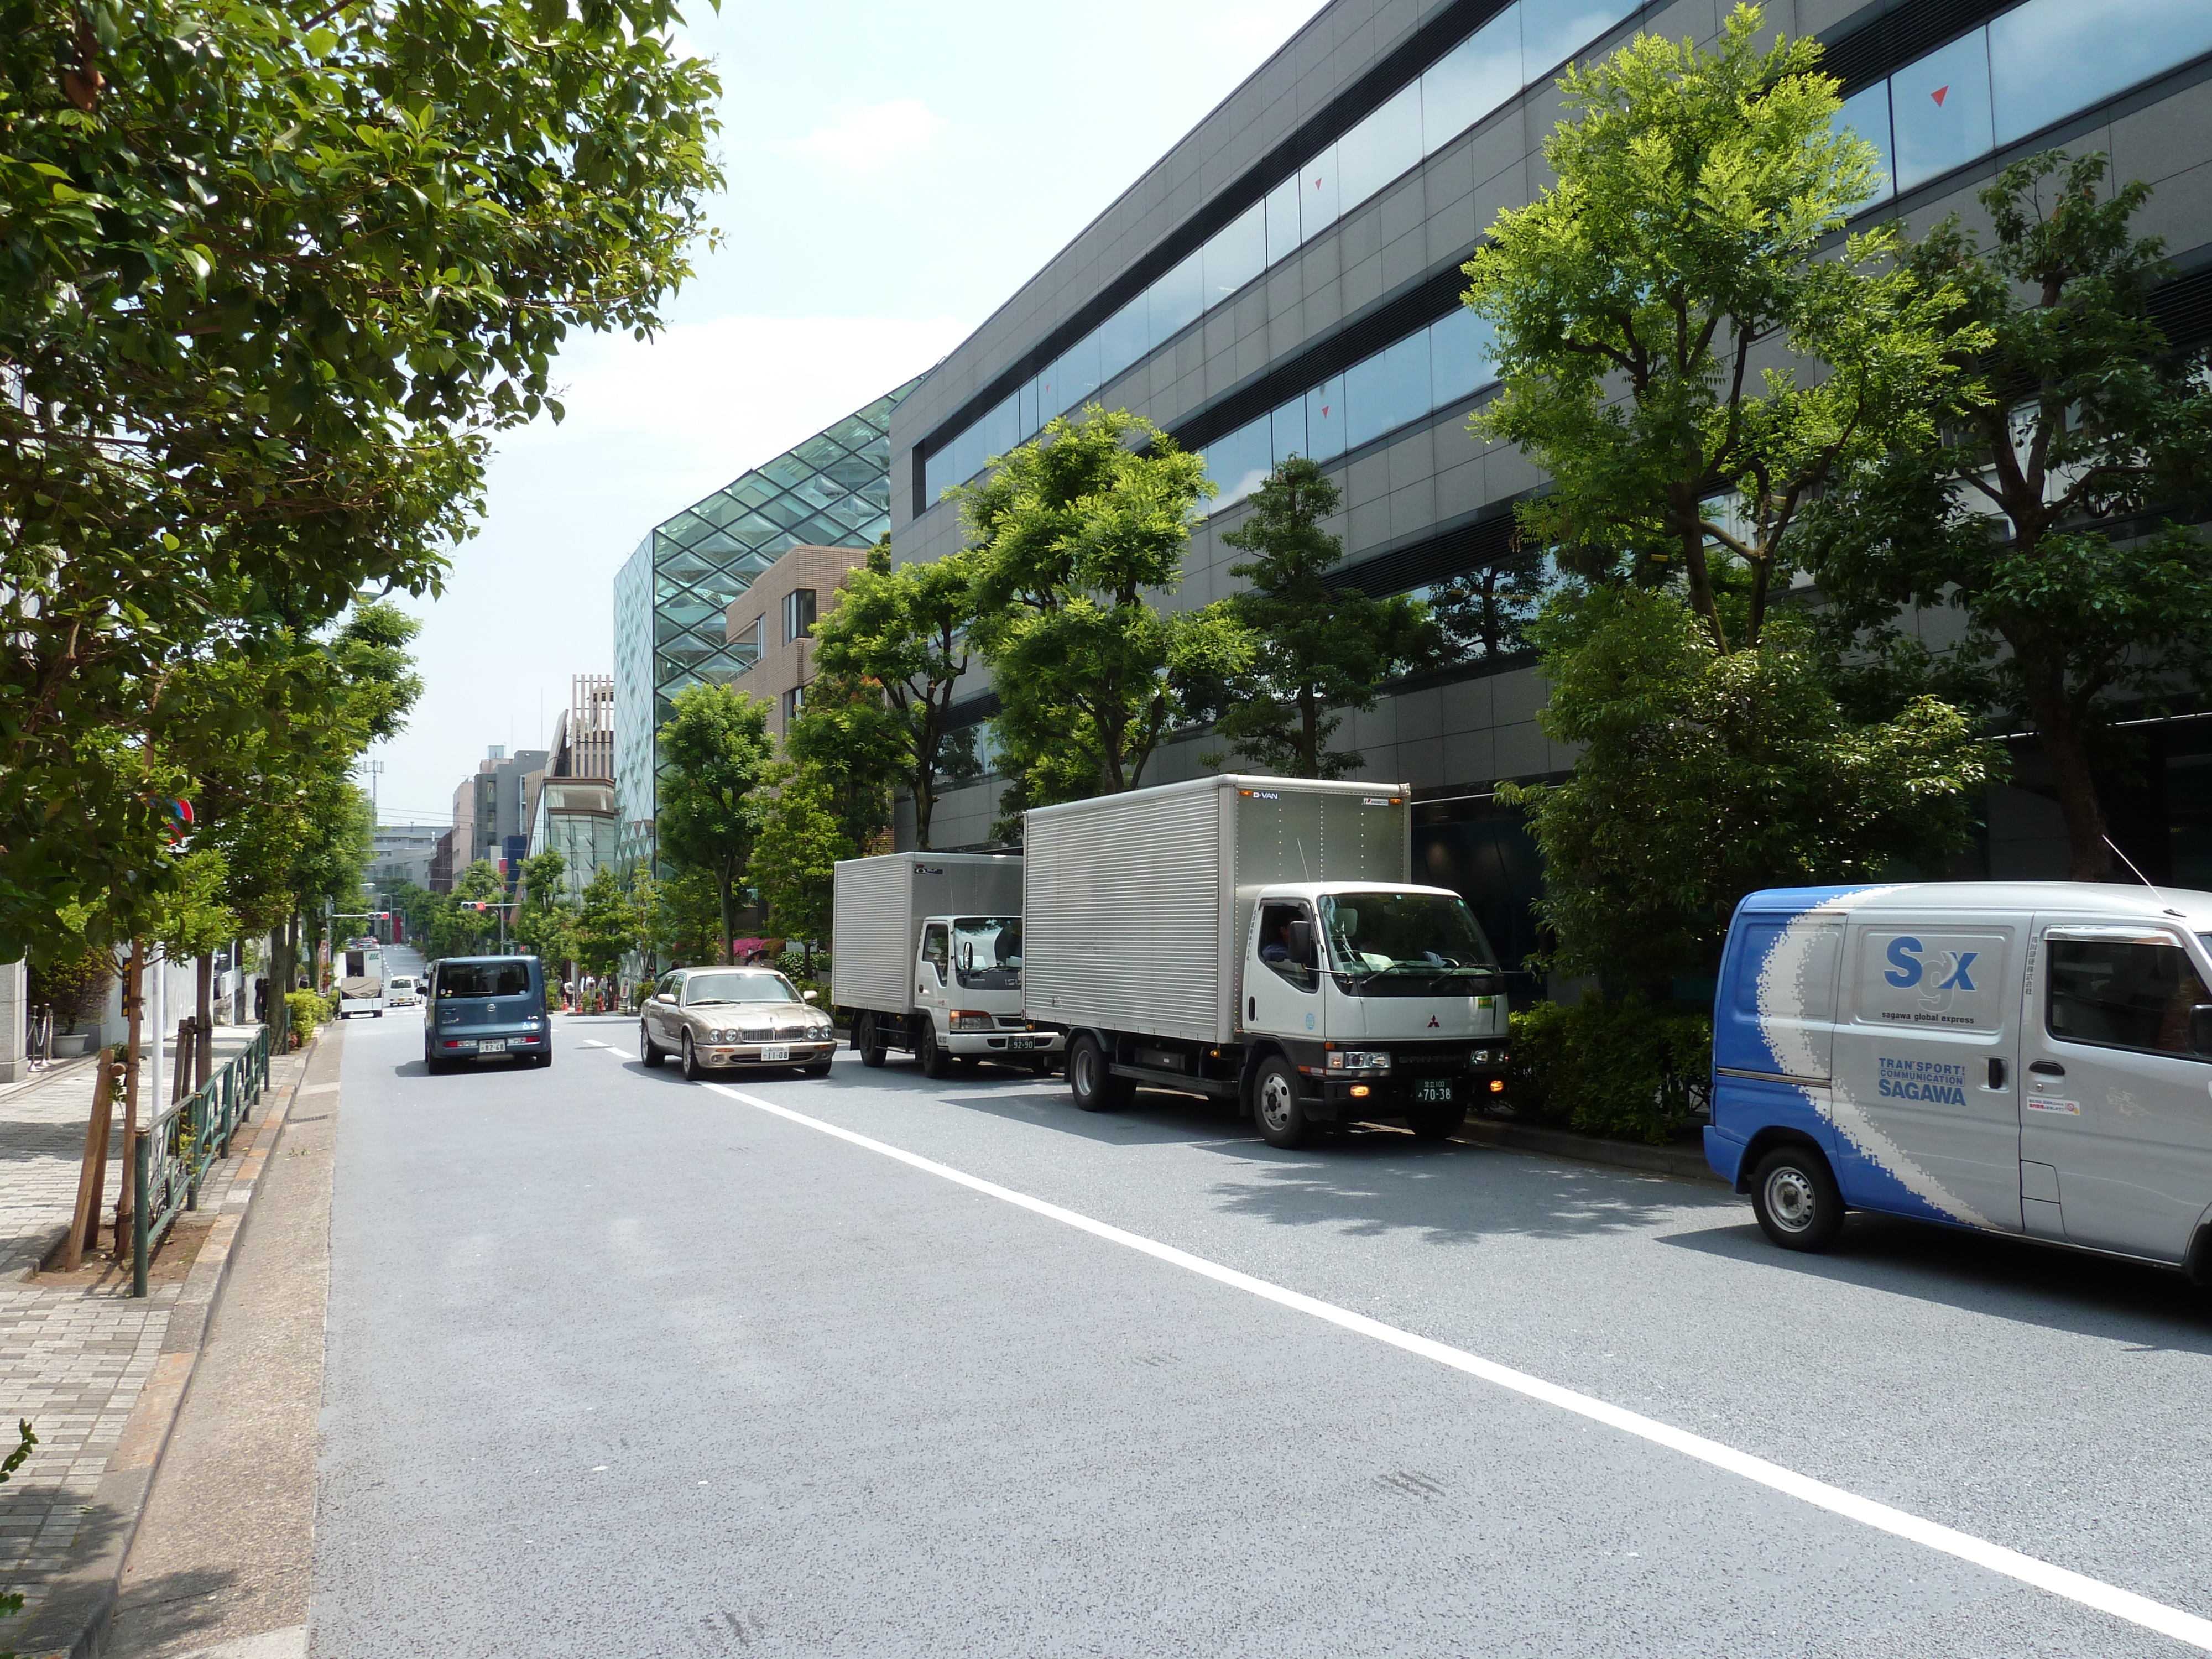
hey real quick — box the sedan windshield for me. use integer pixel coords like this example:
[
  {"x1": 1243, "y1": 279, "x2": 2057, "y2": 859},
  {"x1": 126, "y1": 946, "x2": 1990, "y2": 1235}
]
[
  {"x1": 683, "y1": 970, "x2": 800, "y2": 1006},
  {"x1": 952, "y1": 917, "x2": 1022, "y2": 990},
  {"x1": 1319, "y1": 893, "x2": 1499, "y2": 980}
]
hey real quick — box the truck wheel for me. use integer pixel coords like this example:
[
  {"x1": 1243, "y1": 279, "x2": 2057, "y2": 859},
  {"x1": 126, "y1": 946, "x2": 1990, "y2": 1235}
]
[
  {"x1": 918, "y1": 1020, "x2": 952, "y2": 1080},
  {"x1": 855, "y1": 1011, "x2": 888, "y2": 1068},
  {"x1": 1251, "y1": 1057, "x2": 1314, "y2": 1149},
  {"x1": 1406, "y1": 1104, "x2": 1464, "y2": 1141},
  {"x1": 1068, "y1": 1034, "x2": 1131, "y2": 1112},
  {"x1": 1749, "y1": 1146, "x2": 1845, "y2": 1253},
  {"x1": 640, "y1": 1020, "x2": 665, "y2": 1069}
]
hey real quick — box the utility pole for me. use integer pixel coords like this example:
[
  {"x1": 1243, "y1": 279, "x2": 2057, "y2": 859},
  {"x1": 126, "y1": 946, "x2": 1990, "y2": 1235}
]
[{"x1": 359, "y1": 758, "x2": 385, "y2": 819}]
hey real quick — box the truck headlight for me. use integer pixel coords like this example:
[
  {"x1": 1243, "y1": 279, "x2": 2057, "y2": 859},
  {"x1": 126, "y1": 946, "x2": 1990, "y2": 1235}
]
[
  {"x1": 1326, "y1": 1050, "x2": 1391, "y2": 1074},
  {"x1": 950, "y1": 1011, "x2": 994, "y2": 1032}
]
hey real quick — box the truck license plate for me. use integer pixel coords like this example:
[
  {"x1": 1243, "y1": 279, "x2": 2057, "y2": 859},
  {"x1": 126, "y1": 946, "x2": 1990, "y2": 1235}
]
[
  {"x1": 478, "y1": 1040, "x2": 506, "y2": 1055},
  {"x1": 1008, "y1": 1036, "x2": 1037, "y2": 1051},
  {"x1": 1415, "y1": 1078, "x2": 1454, "y2": 1103},
  {"x1": 760, "y1": 1045, "x2": 789, "y2": 1062}
]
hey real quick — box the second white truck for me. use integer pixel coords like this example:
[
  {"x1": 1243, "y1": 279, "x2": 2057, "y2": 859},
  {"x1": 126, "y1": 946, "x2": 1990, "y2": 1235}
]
[
  {"x1": 1022, "y1": 774, "x2": 1509, "y2": 1147},
  {"x1": 831, "y1": 852, "x2": 1066, "y2": 1078}
]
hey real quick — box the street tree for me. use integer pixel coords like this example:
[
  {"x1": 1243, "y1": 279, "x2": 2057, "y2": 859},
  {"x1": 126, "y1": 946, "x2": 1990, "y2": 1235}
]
[
  {"x1": 1804, "y1": 151, "x2": 2212, "y2": 879},
  {"x1": 655, "y1": 685, "x2": 775, "y2": 964},
  {"x1": 0, "y1": 0, "x2": 721, "y2": 963},
  {"x1": 962, "y1": 408, "x2": 1248, "y2": 814},
  {"x1": 802, "y1": 538, "x2": 977, "y2": 849},
  {"x1": 1210, "y1": 458, "x2": 1430, "y2": 778},
  {"x1": 570, "y1": 867, "x2": 633, "y2": 1000},
  {"x1": 1460, "y1": 4, "x2": 1970, "y2": 648},
  {"x1": 749, "y1": 768, "x2": 851, "y2": 977},
  {"x1": 514, "y1": 849, "x2": 576, "y2": 971}
]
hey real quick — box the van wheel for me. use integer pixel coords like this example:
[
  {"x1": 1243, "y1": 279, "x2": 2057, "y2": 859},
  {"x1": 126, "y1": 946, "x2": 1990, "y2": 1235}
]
[
  {"x1": 1750, "y1": 1146, "x2": 1845, "y2": 1252},
  {"x1": 855, "y1": 1011, "x2": 888, "y2": 1068},
  {"x1": 918, "y1": 1020, "x2": 952, "y2": 1080},
  {"x1": 1068, "y1": 1034, "x2": 1131, "y2": 1112},
  {"x1": 1252, "y1": 1057, "x2": 1314, "y2": 1149},
  {"x1": 639, "y1": 1020, "x2": 665, "y2": 1069}
]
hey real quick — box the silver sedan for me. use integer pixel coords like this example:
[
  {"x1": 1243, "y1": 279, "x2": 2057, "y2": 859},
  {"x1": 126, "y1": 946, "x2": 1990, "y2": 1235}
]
[{"x1": 639, "y1": 966, "x2": 837, "y2": 1081}]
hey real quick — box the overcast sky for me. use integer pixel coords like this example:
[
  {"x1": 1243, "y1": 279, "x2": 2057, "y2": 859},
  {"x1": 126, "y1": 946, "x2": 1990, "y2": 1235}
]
[{"x1": 366, "y1": 0, "x2": 1324, "y2": 827}]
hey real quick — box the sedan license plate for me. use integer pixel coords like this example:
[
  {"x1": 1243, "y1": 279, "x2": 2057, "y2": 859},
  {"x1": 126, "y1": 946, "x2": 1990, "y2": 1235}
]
[
  {"x1": 1414, "y1": 1078, "x2": 1455, "y2": 1103},
  {"x1": 760, "y1": 1044, "x2": 790, "y2": 1062},
  {"x1": 1008, "y1": 1036, "x2": 1037, "y2": 1051},
  {"x1": 478, "y1": 1039, "x2": 507, "y2": 1055}
]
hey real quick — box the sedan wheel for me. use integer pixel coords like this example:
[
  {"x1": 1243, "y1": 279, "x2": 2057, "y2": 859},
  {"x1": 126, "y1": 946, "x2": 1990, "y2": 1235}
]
[
  {"x1": 640, "y1": 1019, "x2": 666, "y2": 1069},
  {"x1": 681, "y1": 1030, "x2": 705, "y2": 1082}
]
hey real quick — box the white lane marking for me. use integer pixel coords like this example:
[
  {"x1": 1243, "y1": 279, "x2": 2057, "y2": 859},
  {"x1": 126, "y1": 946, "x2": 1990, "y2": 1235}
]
[
  {"x1": 578, "y1": 1040, "x2": 609, "y2": 1048},
  {"x1": 707, "y1": 1081, "x2": 2212, "y2": 1652},
  {"x1": 604, "y1": 1049, "x2": 635, "y2": 1061}
]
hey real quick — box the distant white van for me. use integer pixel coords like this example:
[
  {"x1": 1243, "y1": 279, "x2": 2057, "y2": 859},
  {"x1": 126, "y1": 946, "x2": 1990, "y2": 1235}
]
[
  {"x1": 387, "y1": 975, "x2": 419, "y2": 1008},
  {"x1": 1708, "y1": 882, "x2": 2212, "y2": 1280}
]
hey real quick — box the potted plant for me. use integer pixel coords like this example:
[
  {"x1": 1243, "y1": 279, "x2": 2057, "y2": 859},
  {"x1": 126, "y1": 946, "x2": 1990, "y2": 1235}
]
[{"x1": 28, "y1": 945, "x2": 113, "y2": 1057}]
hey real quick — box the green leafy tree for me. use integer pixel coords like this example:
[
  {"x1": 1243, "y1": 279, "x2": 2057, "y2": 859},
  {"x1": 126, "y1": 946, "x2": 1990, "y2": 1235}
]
[
  {"x1": 1804, "y1": 150, "x2": 2212, "y2": 880},
  {"x1": 1209, "y1": 458, "x2": 1430, "y2": 778},
  {"x1": 514, "y1": 848, "x2": 575, "y2": 968},
  {"x1": 802, "y1": 538, "x2": 976, "y2": 849},
  {"x1": 1500, "y1": 586, "x2": 1994, "y2": 987},
  {"x1": 434, "y1": 862, "x2": 505, "y2": 959},
  {"x1": 749, "y1": 768, "x2": 851, "y2": 975},
  {"x1": 656, "y1": 685, "x2": 774, "y2": 964},
  {"x1": 0, "y1": 0, "x2": 719, "y2": 964},
  {"x1": 570, "y1": 867, "x2": 634, "y2": 990},
  {"x1": 1461, "y1": 4, "x2": 1969, "y2": 646},
  {"x1": 962, "y1": 408, "x2": 1249, "y2": 820}
]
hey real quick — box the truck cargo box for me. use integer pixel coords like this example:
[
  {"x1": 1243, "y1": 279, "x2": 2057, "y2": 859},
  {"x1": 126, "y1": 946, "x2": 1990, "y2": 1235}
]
[
  {"x1": 831, "y1": 852, "x2": 1024, "y2": 1016},
  {"x1": 1023, "y1": 776, "x2": 1410, "y2": 1046}
]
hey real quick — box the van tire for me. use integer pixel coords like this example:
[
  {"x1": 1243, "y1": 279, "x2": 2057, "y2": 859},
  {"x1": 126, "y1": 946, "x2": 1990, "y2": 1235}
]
[
  {"x1": 855, "y1": 1012, "x2": 888, "y2": 1068},
  {"x1": 918, "y1": 1021, "x2": 952, "y2": 1080},
  {"x1": 1251, "y1": 1056, "x2": 1314, "y2": 1150},
  {"x1": 1068, "y1": 1034, "x2": 1130, "y2": 1112},
  {"x1": 1750, "y1": 1146, "x2": 1845, "y2": 1252},
  {"x1": 640, "y1": 1021, "x2": 666, "y2": 1069}
]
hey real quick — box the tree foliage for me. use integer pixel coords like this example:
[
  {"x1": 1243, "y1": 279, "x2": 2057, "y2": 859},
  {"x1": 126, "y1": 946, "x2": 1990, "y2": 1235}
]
[
  {"x1": 655, "y1": 684, "x2": 774, "y2": 964},
  {"x1": 749, "y1": 766, "x2": 849, "y2": 974},
  {"x1": 1804, "y1": 150, "x2": 2212, "y2": 879}
]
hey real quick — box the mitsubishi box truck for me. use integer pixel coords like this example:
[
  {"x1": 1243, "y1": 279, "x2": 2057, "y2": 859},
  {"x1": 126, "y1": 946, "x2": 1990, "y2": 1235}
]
[
  {"x1": 831, "y1": 852, "x2": 1065, "y2": 1079},
  {"x1": 1023, "y1": 775, "x2": 1509, "y2": 1147}
]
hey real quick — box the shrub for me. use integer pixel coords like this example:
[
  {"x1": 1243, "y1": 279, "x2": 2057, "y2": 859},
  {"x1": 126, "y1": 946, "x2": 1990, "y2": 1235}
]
[
  {"x1": 27, "y1": 943, "x2": 112, "y2": 1031},
  {"x1": 1505, "y1": 994, "x2": 1712, "y2": 1145},
  {"x1": 284, "y1": 989, "x2": 330, "y2": 1048}
]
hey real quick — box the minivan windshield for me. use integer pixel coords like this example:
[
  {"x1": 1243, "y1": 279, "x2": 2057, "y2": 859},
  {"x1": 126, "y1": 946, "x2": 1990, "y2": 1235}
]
[
  {"x1": 952, "y1": 917, "x2": 1022, "y2": 990},
  {"x1": 682, "y1": 970, "x2": 800, "y2": 1006},
  {"x1": 437, "y1": 961, "x2": 533, "y2": 998},
  {"x1": 1318, "y1": 892, "x2": 1500, "y2": 993}
]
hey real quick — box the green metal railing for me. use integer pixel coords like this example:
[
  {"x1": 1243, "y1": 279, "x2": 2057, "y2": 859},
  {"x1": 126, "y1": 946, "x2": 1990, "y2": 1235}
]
[{"x1": 133, "y1": 1025, "x2": 273, "y2": 1297}]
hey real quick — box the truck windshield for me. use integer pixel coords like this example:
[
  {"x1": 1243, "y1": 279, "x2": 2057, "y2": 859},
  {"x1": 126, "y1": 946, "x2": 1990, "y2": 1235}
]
[
  {"x1": 952, "y1": 917, "x2": 1022, "y2": 990},
  {"x1": 1318, "y1": 893, "x2": 1500, "y2": 993}
]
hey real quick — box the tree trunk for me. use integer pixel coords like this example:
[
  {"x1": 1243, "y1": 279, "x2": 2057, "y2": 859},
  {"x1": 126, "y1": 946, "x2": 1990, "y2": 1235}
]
[
  {"x1": 720, "y1": 879, "x2": 734, "y2": 966},
  {"x1": 116, "y1": 942, "x2": 143, "y2": 1256},
  {"x1": 1300, "y1": 691, "x2": 1321, "y2": 779},
  {"x1": 2018, "y1": 658, "x2": 2112, "y2": 881},
  {"x1": 195, "y1": 955, "x2": 212, "y2": 1089}
]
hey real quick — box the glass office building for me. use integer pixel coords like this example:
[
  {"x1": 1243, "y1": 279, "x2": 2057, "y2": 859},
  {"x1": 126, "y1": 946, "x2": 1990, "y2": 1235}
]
[
  {"x1": 614, "y1": 380, "x2": 918, "y2": 868},
  {"x1": 891, "y1": 0, "x2": 2212, "y2": 957}
]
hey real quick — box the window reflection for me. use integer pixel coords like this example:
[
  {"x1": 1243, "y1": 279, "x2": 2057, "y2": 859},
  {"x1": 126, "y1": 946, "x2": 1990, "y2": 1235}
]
[
  {"x1": 1264, "y1": 174, "x2": 1302, "y2": 265},
  {"x1": 1347, "y1": 332, "x2": 1432, "y2": 449},
  {"x1": 1099, "y1": 294, "x2": 1150, "y2": 388},
  {"x1": 1270, "y1": 397, "x2": 1307, "y2": 464},
  {"x1": 1890, "y1": 30, "x2": 1994, "y2": 192},
  {"x1": 1201, "y1": 414, "x2": 1275, "y2": 509},
  {"x1": 1422, "y1": 4, "x2": 1524, "y2": 150},
  {"x1": 1412, "y1": 547, "x2": 1555, "y2": 666},
  {"x1": 1520, "y1": 0, "x2": 1638, "y2": 81},
  {"x1": 1337, "y1": 82, "x2": 1425, "y2": 208},
  {"x1": 1830, "y1": 81, "x2": 1893, "y2": 206},
  {"x1": 1306, "y1": 375, "x2": 1347, "y2": 462},
  {"x1": 1990, "y1": 0, "x2": 2212, "y2": 147},
  {"x1": 1301, "y1": 143, "x2": 1340, "y2": 238},
  {"x1": 1206, "y1": 200, "x2": 1267, "y2": 300},
  {"x1": 1430, "y1": 307, "x2": 1497, "y2": 404}
]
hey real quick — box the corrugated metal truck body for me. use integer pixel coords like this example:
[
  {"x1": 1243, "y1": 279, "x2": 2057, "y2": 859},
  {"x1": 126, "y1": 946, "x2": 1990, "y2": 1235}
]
[
  {"x1": 831, "y1": 853, "x2": 1024, "y2": 1016},
  {"x1": 1023, "y1": 776, "x2": 1412, "y2": 1045}
]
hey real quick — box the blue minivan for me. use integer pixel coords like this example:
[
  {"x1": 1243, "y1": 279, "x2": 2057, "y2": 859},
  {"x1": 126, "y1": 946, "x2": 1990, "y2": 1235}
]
[{"x1": 424, "y1": 956, "x2": 551, "y2": 1072}]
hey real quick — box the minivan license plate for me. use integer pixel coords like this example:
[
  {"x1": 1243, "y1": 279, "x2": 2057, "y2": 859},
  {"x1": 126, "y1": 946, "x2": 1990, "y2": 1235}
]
[
  {"x1": 1415, "y1": 1078, "x2": 1454, "y2": 1103},
  {"x1": 478, "y1": 1040, "x2": 506, "y2": 1055},
  {"x1": 760, "y1": 1045, "x2": 789, "y2": 1062}
]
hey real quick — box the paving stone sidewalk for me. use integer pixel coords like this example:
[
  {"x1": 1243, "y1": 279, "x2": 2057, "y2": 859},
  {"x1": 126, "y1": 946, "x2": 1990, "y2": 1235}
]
[{"x1": 0, "y1": 1025, "x2": 301, "y2": 1640}]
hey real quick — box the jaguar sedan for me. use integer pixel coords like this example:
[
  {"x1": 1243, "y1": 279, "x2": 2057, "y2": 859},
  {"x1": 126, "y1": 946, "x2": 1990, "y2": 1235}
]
[{"x1": 639, "y1": 966, "x2": 837, "y2": 1081}]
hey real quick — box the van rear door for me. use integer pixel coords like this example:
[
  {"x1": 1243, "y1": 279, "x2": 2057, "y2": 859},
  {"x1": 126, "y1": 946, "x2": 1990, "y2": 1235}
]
[
  {"x1": 2023, "y1": 919, "x2": 2212, "y2": 1262},
  {"x1": 1830, "y1": 911, "x2": 2021, "y2": 1233}
]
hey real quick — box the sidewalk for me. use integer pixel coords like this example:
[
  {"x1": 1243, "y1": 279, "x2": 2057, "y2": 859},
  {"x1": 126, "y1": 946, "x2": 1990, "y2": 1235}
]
[{"x1": 0, "y1": 1024, "x2": 304, "y2": 1650}]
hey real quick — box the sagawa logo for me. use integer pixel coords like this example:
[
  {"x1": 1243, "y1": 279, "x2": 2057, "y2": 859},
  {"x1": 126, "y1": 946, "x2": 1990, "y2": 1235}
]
[
  {"x1": 1882, "y1": 936, "x2": 1979, "y2": 992},
  {"x1": 1878, "y1": 1055, "x2": 1967, "y2": 1105}
]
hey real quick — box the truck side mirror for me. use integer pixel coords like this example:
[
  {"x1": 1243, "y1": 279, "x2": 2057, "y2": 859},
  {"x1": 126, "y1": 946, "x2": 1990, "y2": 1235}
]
[
  {"x1": 1288, "y1": 919, "x2": 1315, "y2": 969},
  {"x1": 2192, "y1": 1004, "x2": 2212, "y2": 1057}
]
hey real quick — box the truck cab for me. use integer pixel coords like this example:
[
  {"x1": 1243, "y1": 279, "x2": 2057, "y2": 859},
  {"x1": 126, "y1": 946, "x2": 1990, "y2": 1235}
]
[
  {"x1": 855, "y1": 913, "x2": 1067, "y2": 1079},
  {"x1": 1237, "y1": 882, "x2": 1510, "y2": 1141}
]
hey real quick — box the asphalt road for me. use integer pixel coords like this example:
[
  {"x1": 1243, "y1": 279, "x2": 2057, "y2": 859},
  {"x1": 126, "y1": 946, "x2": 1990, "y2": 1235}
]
[{"x1": 312, "y1": 1008, "x2": 2212, "y2": 1658}]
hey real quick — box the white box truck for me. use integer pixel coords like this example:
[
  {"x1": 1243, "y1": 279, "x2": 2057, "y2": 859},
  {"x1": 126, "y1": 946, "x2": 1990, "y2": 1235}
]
[
  {"x1": 1024, "y1": 775, "x2": 1509, "y2": 1147},
  {"x1": 831, "y1": 852, "x2": 1065, "y2": 1079},
  {"x1": 337, "y1": 945, "x2": 385, "y2": 1019}
]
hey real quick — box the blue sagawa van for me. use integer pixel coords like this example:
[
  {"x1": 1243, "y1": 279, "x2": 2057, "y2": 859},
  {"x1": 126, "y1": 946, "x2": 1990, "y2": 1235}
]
[
  {"x1": 1709, "y1": 882, "x2": 2212, "y2": 1278},
  {"x1": 424, "y1": 955, "x2": 550, "y2": 1072}
]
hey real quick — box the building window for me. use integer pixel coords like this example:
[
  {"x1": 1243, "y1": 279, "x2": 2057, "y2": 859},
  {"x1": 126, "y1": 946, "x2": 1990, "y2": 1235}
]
[
  {"x1": 784, "y1": 684, "x2": 806, "y2": 724},
  {"x1": 783, "y1": 588, "x2": 817, "y2": 644}
]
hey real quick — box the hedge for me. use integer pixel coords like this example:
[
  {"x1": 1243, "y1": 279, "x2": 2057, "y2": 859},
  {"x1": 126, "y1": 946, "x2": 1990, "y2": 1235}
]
[{"x1": 1504, "y1": 995, "x2": 1712, "y2": 1145}]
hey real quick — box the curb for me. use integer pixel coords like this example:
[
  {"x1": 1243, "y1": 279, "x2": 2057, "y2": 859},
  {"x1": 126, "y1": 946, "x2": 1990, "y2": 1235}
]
[
  {"x1": 1453, "y1": 1117, "x2": 1727, "y2": 1186},
  {"x1": 12, "y1": 1025, "x2": 333, "y2": 1659}
]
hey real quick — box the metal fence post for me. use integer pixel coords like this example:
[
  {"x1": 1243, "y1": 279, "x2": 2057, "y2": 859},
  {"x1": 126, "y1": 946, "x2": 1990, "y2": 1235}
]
[{"x1": 132, "y1": 1135, "x2": 150, "y2": 1298}]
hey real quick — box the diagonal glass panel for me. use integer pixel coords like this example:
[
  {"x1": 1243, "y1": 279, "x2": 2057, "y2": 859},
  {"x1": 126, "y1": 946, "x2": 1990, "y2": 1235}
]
[
  {"x1": 821, "y1": 452, "x2": 881, "y2": 491},
  {"x1": 761, "y1": 455, "x2": 815, "y2": 492},
  {"x1": 789, "y1": 433, "x2": 852, "y2": 472},
  {"x1": 823, "y1": 413, "x2": 882, "y2": 452},
  {"x1": 757, "y1": 494, "x2": 812, "y2": 532},
  {"x1": 657, "y1": 510, "x2": 712, "y2": 550},
  {"x1": 790, "y1": 472, "x2": 847, "y2": 512}
]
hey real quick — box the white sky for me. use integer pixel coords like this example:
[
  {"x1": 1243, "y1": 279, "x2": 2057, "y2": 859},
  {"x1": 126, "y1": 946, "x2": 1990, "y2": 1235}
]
[{"x1": 367, "y1": 0, "x2": 1326, "y2": 826}]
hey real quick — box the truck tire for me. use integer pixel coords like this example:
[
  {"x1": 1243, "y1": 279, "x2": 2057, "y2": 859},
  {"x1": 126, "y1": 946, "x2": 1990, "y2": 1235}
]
[
  {"x1": 1251, "y1": 1056, "x2": 1315, "y2": 1149},
  {"x1": 855, "y1": 1011, "x2": 888, "y2": 1068},
  {"x1": 1068, "y1": 1034, "x2": 1132, "y2": 1112},
  {"x1": 1406, "y1": 1104, "x2": 1465, "y2": 1141},
  {"x1": 918, "y1": 1020, "x2": 952, "y2": 1080},
  {"x1": 1749, "y1": 1145, "x2": 1845, "y2": 1253},
  {"x1": 640, "y1": 1020, "x2": 666, "y2": 1069}
]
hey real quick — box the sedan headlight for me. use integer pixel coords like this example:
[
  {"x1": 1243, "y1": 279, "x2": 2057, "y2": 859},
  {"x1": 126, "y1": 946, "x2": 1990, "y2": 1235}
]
[
  {"x1": 711, "y1": 1029, "x2": 732, "y2": 1043},
  {"x1": 1326, "y1": 1050, "x2": 1392, "y2": 1074}
]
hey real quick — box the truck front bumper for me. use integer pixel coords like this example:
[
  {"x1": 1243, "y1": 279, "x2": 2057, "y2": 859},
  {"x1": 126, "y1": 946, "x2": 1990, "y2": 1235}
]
[{"x1": 944, "y1": 1029, "x2": 1065, "y2": 1057}]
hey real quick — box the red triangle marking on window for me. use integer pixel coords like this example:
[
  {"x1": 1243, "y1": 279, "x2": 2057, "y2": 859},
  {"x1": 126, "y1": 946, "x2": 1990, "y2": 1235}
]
[
  {"x1": 1321, "y1": 405, "x2": 1332, "y2": 416},
  {"x1": 1931, "y1": 84, "x2": 1949, "y2": 106}
]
